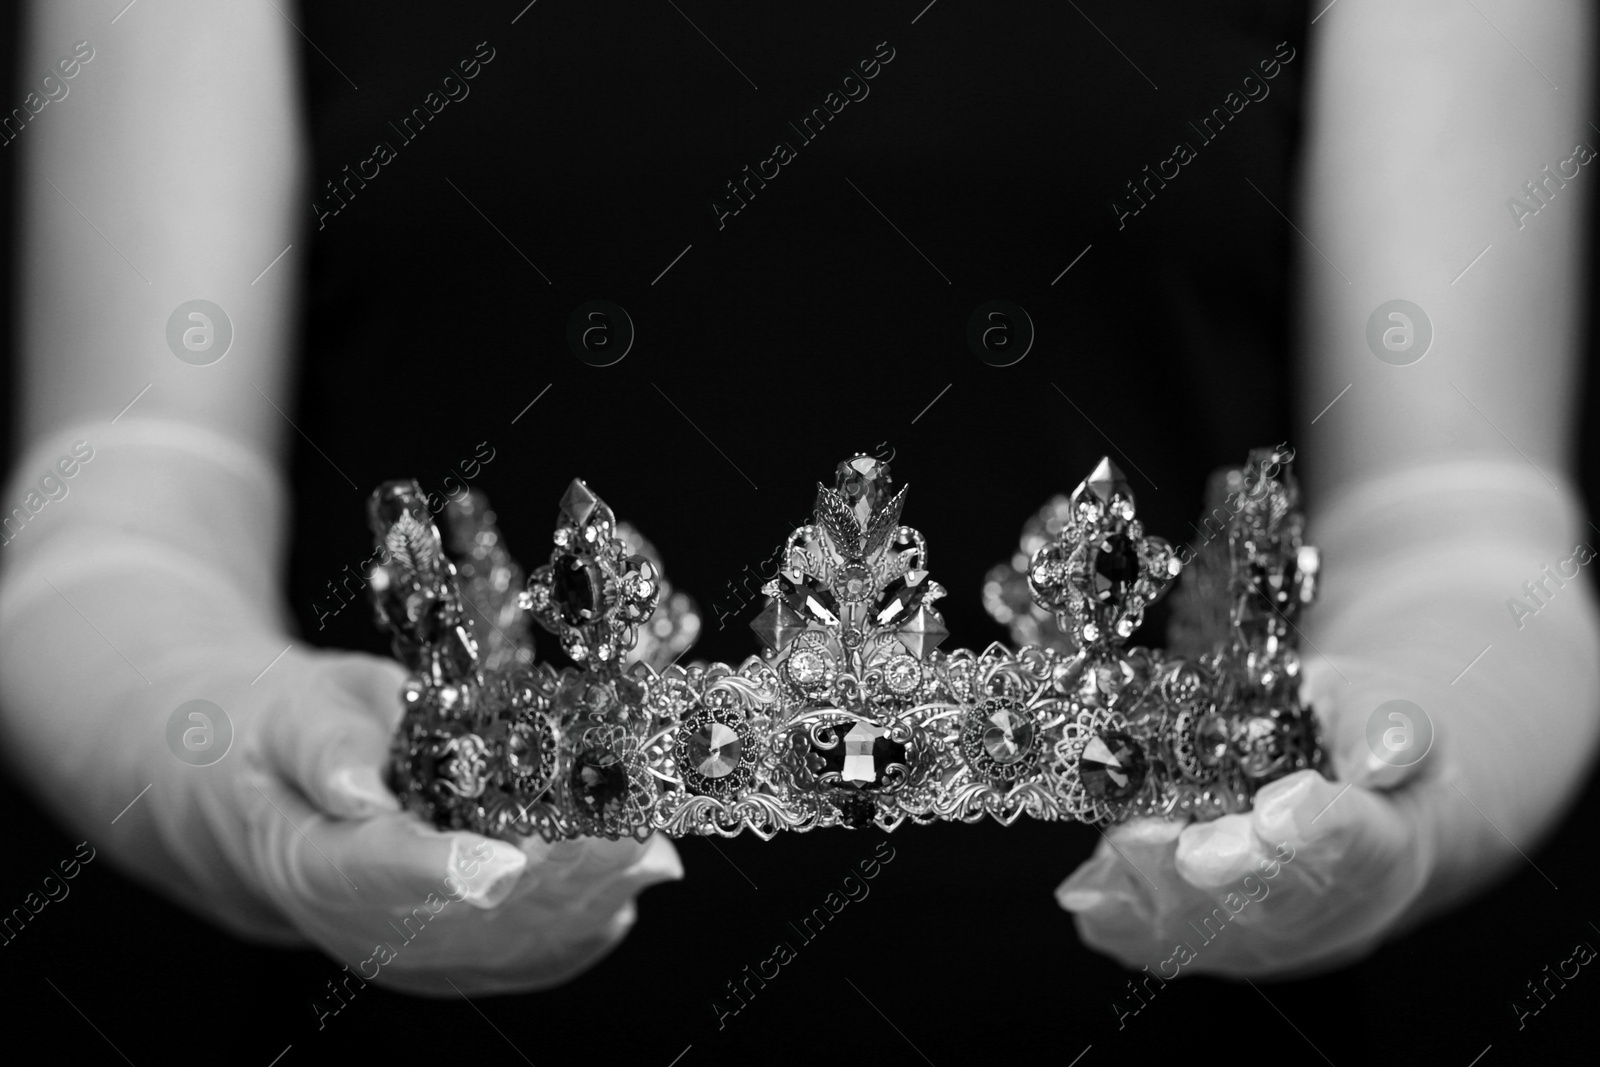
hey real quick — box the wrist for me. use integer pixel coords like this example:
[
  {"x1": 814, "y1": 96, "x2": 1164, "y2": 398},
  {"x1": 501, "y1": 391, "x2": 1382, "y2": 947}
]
[
  {"x1": 1, "y1": 417, "x2": 288, "y2": 608},
  {"x1": 1302, "y1": 461, "x2": 1600, "y2": 918}
]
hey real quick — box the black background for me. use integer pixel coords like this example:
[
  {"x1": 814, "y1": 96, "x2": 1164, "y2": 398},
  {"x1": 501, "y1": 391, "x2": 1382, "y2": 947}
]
[{"x1": 5, "y1": 2, "x2": 1600, "y2": 1064}]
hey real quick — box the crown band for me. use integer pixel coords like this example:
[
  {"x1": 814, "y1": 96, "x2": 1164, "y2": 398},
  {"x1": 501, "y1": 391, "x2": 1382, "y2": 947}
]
[{"x1": 372, "y1": 449, "x2": 1326, "y2": 841}]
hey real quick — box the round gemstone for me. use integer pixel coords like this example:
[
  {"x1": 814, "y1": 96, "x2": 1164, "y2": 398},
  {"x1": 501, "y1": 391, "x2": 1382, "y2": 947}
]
[
  {"x1": 981, "y1": 706, "x2": 1034, "y2": 764},
  {"x1": 552, "y1": 553, "x2": 600, "y2": 625},
  {"x1": 1091, "y1": 534, "x2": 1141, "y2": 603},
  {"x1": 883, "y1": 655, "x2": 921, "y2": 695},
  {"x1": 570, "y1": 748, "x2": 628, "y2": 816},
  {"x1": 687, "y1": 721, "x2": 743, "y2": 778},
  {"x1": 1078, "y1": 731, "x2": 1147, "y2": 801},
  {"x1": 1235, "y1": 716, "x2": 1285, "y2": 776},
  {"x1": 505, "y1": 721, "x2": 548, "y2": 780},
  {"x1": 788, "y1": 647, "x2": 830, "y2": 688},
  {"x1": 838, "y1": 563, "x2": 874, "y2": 602}
]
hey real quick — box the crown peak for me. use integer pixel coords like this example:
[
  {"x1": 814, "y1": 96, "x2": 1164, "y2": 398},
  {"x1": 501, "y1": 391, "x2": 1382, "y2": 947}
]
[
  {"x1": 1086, "y1": 456, "x2": 1124, "y2": 495},
  {"x1": 1070, "y1": 456, "x2": 1134, "y2": 512},
  {"x1": 560, "y1": 478, "x2": 601, "y2": 526}
]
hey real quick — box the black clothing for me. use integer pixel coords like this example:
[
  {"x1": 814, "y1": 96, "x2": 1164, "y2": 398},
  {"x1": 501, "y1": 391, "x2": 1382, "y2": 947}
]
[{"x1": 9, "y1": 3, "x2": 1600, "y2": 1065}]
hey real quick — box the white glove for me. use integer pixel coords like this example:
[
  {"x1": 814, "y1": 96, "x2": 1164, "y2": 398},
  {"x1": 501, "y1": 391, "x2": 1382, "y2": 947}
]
[
  {"x1": 0, "y1": 420, "x2": 681, "y2": 994},
  {"x1": 1059, "y1": 460, "x2": 1600, "y2": 976}
]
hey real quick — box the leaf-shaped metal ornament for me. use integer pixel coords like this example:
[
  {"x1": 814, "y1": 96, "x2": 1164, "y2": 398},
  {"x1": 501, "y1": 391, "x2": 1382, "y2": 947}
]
[
  {"x1": 385, "y1": 509, "x2": 443, "y2": 586},
  {"x1": 813, "y1": 484, "x2": 863, "y2": 556},
  {"x1": 862, "y1": 484, "x2": 908, "y2": 560}
]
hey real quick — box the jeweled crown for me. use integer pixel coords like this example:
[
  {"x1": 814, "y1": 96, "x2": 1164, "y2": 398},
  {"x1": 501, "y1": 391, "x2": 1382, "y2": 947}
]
[{"x1": 372, "y1": 448, "x2": 1325, "y2": 841}]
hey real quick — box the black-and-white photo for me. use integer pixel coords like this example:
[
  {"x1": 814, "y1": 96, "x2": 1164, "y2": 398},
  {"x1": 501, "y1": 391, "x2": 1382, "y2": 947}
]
[{"x1": 2, "y1": 3, "x2": 1598, "y2": 1065}]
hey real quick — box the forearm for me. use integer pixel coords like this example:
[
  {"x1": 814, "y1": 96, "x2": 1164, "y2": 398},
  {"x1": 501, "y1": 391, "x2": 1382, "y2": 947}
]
[
  {"x1": 16, "y1": 0, "x2": 306, "y2": 452},
  {"x1": 1295, "y1": 0, "x2": 1592, "y2": 490},
  {"x1": 1295, "y1": 0, "x2": 1599, "y2": 913},
  {"x1": 5, "y1": 0, "x2": 308, "y2": 889}
]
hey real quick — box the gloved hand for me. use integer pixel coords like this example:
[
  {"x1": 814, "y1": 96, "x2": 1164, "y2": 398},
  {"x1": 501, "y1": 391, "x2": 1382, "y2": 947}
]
[
  {"x1": 1058, "y1": 462, "x2": 1600, "y2": 977},
  {"x1": 163, "y1": 642, "x2": 684, "y2": 997},
  {"x1": 0, "y1": 422, "x2": 681, "y2": 995},
  {"x1": 1058, "y1": 712, "x2": 1432, "y2": 978}
]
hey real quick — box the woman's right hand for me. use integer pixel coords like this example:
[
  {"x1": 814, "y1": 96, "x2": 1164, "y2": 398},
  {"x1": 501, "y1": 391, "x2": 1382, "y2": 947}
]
[
  {"x1": 166, "y1": 642, "x2": 683, "y2": 997},
  {"x1": 0, "y1": 430, "x2": 680, "y2": 997}
]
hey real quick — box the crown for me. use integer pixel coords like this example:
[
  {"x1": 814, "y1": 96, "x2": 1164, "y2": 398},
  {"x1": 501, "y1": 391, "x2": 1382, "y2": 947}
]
[{"x1": 372, "y1": 449, "x2": 1326, "y2": 841}]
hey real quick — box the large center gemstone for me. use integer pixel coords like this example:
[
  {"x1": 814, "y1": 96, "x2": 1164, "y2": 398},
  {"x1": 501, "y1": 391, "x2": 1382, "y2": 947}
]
[
  {"x1": 818, "y1": 721, "x2": 906, "y2": 788},
  {"x1": 686, "y1": 721, "x2": 742, "y2": 778},
  {"x1": 1079, "y1": 731, "x2": 1147, "y2": 801},
  {"x1": 552, "y1": 553, "x2": 600, "y2": 626},
  {"x1": 981, "y1": 706, "x2": 1034, "y2": 764},
  {"x1": 570, "y1": 748, "x2": 629, "y2": 816},
  {"x1": 1091, "y1": 534, "x2": 1140, "y2": 604}
]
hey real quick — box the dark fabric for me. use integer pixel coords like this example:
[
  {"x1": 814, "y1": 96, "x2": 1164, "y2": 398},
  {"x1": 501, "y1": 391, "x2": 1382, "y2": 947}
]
[
  {"x1": 286, "y1": 6, "x2": 1320, "y2": 1062},
  {"x1": 6, "y1": 3, "x2": 1600, "y2": 1065}
]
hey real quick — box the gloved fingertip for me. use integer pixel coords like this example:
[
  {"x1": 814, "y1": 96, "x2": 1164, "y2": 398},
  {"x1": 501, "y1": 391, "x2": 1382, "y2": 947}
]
[
  {"x1": 1106, "y1": 817, "x2": 1185, "y2": 849},
  {"x1": 446, "y1": 836, "x2": 528, "y2": 910},
  {"x1": 1248, "y1": 771, "x2": 1331, "y2": 842},
  {"x1": 610, "y1": 899, "x2": 639, "y2": 935},
  {"x1": 1057, "y1": 887, "x2": 1105, "y2": 913},
  {"x1": 1350, "y1": 750, "x2": 1421, "y2": 791},
  {"x1": 326, "y1": 764, "x2": 400, "y2": 818},
  {"x1": 1174, "y1": 814, "x2": 1261, "y2": 889},
  {"x1": 634, "y1": 834, "x2": 685, "y2": 884},
  {"x1": 1056, "y1": 861, "x2": 1145, "y2": 917},
  {"x1": 1252, "y1": 770, "x2": 1396, "y2": 857}
]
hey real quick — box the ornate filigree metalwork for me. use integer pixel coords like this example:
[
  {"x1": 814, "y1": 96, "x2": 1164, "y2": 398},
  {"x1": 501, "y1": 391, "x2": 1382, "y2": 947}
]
[{"x1": 374, "y1": 449, "x2": 1326, "y2": 841}]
